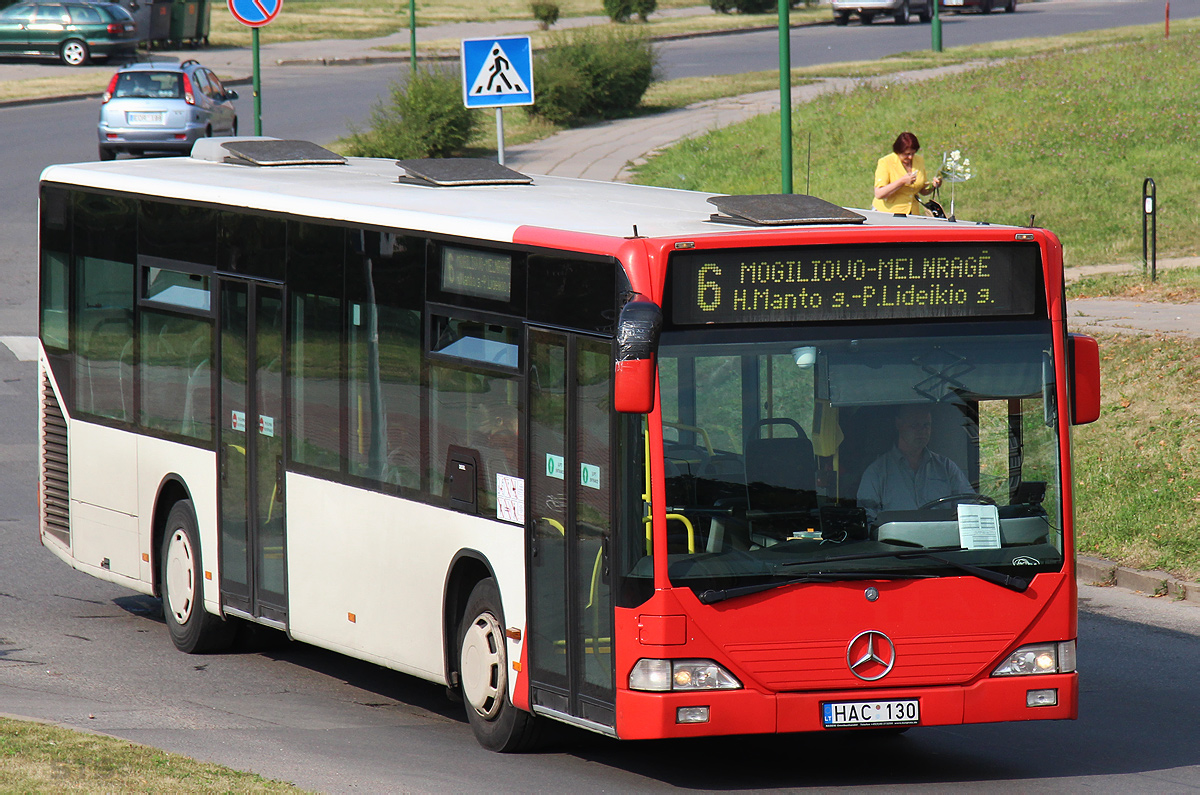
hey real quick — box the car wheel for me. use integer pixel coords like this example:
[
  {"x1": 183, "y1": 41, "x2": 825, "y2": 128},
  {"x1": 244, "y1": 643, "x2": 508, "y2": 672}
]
[
  {"x1": 232, "y1": 117, "x2": 239, "y2": 136},
  {"x1": 918, "y1": 0, "x2": 932, "y2": 21},
  {"x1": 894, "y1": 0, "x2": 910, "y2": 23},
  {"x1": 458, "y1": 578, "x2": 541, "y2": 752},
  {"x1": 60, "y1": 39, "x2": 89, "y2": 66},
  {"x1": 1005, "y1": 0, "x2": 1016, "y2": 11},
  {"x1": 980, "y1": 0, "x2": 993, "y2": 11},
  {"x1": 161, "y1": 499, "x2": 237, "y2": 654},
  {"x1": 834, "y1": 12, "x2": 850, "y2": 24},
  {"x1": 861, "y1": 11, "x2": 875, "y2": 23},
  {"x1": 98, "y1": 147, "x2": 116, "y2": 161}
]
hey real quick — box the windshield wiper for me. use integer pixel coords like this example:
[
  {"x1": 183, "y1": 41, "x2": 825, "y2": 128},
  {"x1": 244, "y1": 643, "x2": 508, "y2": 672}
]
[
  {"x1": 778, "y1": 547, "x2": 1030, "y2": 593},
  {"x1": 698, "y1": 572, "x2": 932, "y2": 605}
]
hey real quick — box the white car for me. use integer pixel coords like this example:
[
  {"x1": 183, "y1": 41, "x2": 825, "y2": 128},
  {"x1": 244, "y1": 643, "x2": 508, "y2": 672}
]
[{"x1": 832, "y1": 0, "x2": 932, "y2": 24}]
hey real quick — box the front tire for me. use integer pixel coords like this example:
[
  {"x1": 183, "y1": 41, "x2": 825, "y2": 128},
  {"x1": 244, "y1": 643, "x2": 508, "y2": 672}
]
[
  {"x1": 861, "y1": 12, "x2": 875, "y2": 23},
  {"x1": 894, "y1": 0, "x2": 910, "y2": 23},
  {"x1": 161, "y1": 500, "x2": 235, "y2": 653},
  {"x1": 458, "y1": 578, "x2": 540, "y2": 752},
  {"x1": 60, "y1": 39, "x2": 89, "y2": 66}
]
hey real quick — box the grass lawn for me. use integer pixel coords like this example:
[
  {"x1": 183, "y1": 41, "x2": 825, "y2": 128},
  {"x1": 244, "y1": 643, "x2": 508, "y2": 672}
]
[
  {"x1": 1068, "y1": 266, "x2": 1200, "y2": 304},
  {"x1": 1072, "y1": 332, "x2": 1200, "y2": 582},
  {"x1": 632, "y1": 20, "x2": 1200, "y2": 270},
  {"x1": 0, "y1": 718, "x2": 299, "y2": 793}
]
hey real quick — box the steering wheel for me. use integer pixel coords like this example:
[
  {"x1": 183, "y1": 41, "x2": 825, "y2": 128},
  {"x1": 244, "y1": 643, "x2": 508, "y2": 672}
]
[{"x1": 919, "y1": 493, "x2": 997, "y2": 510}]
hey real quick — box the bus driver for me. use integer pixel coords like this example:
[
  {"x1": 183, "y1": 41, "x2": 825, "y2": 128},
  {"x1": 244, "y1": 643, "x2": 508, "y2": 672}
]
[{"x1": 857, "y1": 404, "x2": 973, "y2": 514}]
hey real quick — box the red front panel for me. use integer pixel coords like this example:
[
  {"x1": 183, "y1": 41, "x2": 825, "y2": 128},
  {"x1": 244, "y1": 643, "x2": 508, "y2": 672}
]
[{"x1": 612, "y1": 568, "x2": 1076, "y2": 740}]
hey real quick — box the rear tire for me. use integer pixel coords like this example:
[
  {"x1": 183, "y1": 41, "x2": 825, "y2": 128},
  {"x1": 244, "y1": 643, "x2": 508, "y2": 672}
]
[
  {"x1": 60, "y1": 39, "x2": 89, "y2": 66},
  {"x1": 161, "y1": 500, "x2": 236, "y2": 653},
  {"x1": 834, "y1": 12, "x2": 850, "y2": 24},
  {"x1": 458, "y1": 578, "x2": 540, "y2": 752},
  {"x1": 98, "y1": 147, "x2": 116, "y2": 161},
  {"x1": 894, "y1": 0, "x2": 910, "y2": 23},
  {"x1": 861, "y1": 12, "x2": 875, "y2": 23}
]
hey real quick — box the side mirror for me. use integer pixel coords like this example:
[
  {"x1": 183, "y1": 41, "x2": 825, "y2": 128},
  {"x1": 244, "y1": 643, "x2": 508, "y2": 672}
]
[
  {"x1": 1069, "y1": 333, "x2": 1100, "y2": 425},
  {"x1": 613, "y1": 298, "x2": 662, "y2": 414},
  {"x1": 225, "y1": 90, "x2": 239, "y2": 101}
]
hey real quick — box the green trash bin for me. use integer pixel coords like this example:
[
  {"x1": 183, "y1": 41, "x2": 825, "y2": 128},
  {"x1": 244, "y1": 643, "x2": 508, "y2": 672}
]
[
  {"x1": 191, "y1": 0, "x2": 210, "y2": 45},
  {"x1": 169, "y1": 0, "x2": 198, "y2": 47}
]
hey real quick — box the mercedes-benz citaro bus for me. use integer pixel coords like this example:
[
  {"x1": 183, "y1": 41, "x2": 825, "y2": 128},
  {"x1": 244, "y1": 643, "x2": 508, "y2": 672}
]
[{"x1": 37, "y1": 138, "x2": 1100, "y2": 751}]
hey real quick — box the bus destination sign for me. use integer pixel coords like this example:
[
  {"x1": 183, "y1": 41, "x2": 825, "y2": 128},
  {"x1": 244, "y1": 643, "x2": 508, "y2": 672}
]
[
  {"x1": 442, "y1": 246, "x2": 512, "y2": 302},
  {"x1": 670, "y1": 244, "x2": 1038, "y2": 325}
]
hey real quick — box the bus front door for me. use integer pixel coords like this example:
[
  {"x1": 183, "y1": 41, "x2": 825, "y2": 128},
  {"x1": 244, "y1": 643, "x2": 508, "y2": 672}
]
[
  {"x1": 218, "y1": 279, "x2": 288, "y2": 627},
  {"x1": 526, "y1": 329, "x2": 616, "y2": 732}
]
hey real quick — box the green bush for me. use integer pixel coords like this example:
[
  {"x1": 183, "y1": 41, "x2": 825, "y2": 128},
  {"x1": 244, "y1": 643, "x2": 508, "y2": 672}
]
[
  {"x1": 344, "y1": 69, "x2": 476, "y2": 159},
  {"x1": 531, "y1": 27, "x2": 657, "y2": 124},
  {"x1": 530, "y1": 1, "x2": 559, "y2": 29},
  {"x1": 604, "y1": 0, "x2": 657, "y2": 22}
]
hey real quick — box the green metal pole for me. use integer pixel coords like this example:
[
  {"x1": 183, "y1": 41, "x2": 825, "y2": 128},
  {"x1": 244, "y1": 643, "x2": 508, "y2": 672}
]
[
  {"x1": 931, "y1": 0, "x2": 942, "y2": 53},
  {"x1": 778, "y1": 0, "x2": 792, "y2": 195},
  {"x1": 409, "y1": 0, "x2": 417, "y2": 73},
  {"x1": 253, "y1": 26, "x2": 262, "y2": 135}
]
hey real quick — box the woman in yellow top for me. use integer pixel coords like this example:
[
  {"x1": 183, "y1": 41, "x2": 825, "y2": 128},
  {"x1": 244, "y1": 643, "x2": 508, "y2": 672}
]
[{"x1": 872, "y1": 131, "x2": 942, "y2": 215}]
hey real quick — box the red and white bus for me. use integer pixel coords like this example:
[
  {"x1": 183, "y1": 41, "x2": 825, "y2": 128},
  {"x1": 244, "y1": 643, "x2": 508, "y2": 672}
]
[{"x1": 37, "y1": 139, "x2": 1100, "y2": 751}]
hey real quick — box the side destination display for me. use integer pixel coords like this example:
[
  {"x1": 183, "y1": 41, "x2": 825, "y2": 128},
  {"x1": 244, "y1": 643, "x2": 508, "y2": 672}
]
[{"x1": 669, "y1": 244, "x2": 1039, "y2": 325}]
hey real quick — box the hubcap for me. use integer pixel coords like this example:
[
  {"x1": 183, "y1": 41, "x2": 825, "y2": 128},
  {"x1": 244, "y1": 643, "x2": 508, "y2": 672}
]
[
  {"x1": 165, "y1": 529, "x2": 195, "y2": 625},
  {"x1": 63, "y1": 43, "x2": 84, "y2": 64},
  {"x1": 460, "y1": 611, "x2": 506, "y2": 720}
]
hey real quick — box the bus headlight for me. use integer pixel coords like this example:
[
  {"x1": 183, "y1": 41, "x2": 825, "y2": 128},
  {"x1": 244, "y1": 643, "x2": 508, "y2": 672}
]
[
  {"x1": 629, "y1": 659, "x2": 742, "y2": 692},
  {"x1": 992, "y1": 641, "x2": 1076, "y2": 676}
]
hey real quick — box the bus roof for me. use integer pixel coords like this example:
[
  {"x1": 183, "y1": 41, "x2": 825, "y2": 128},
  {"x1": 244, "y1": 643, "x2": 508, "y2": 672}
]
[{"x1": 41, "y1": 138, "x2": 970, "y2": 246}]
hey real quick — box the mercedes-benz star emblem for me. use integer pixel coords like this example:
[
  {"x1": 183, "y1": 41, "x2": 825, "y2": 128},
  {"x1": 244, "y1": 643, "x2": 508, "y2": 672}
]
[{"x1": 847, "y1": 630, "x2": 896, "y2": 681}]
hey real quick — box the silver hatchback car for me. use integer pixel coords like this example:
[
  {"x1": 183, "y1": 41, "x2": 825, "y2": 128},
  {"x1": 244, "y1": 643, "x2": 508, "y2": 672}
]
[{"x1": 98, "y1": 59, "x2": 238, "y2": 160}]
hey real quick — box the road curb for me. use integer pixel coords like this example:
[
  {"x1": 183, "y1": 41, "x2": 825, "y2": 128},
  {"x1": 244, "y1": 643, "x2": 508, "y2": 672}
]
[{"x1": 1077, "y1": 555, "x2": 1200, "y2": 605}]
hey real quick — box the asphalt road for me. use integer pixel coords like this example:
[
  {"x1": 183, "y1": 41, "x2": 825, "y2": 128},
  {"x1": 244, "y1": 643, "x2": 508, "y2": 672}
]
[{"x1": 3, "y1": 2, "x2": 1200, "y2": 789}]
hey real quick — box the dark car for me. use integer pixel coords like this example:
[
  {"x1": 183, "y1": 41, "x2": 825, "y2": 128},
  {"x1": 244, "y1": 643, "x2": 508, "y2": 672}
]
[
  {"x1": 98, "y1": 59, "x2": 238, "y2": 160},
  {"x1": 0, "y1": 0, "x2": 136, "y2": 65}
]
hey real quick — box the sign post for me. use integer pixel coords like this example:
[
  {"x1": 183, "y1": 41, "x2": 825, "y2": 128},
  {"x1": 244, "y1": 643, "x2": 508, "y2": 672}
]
[
  {"x1": 461, "y1": 36, "x2": 534, "y2": 166},
  {"x1": 228, "y1": 0, "x2": 283, "y2": 136}
]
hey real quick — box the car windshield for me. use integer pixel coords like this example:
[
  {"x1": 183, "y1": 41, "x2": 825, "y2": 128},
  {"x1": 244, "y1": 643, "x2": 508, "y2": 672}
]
[
  {"x1": 642, "y1": 323, "x2": 1063, "y2": 596},
  {"x1": 112, "y1": 72, "x2": 183, "y2": 100}
]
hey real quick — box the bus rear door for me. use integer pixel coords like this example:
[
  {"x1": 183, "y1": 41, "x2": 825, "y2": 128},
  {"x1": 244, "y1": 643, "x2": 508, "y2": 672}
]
[{"x1": 218, "y1": 278, "x2": 288, "y2": 627}]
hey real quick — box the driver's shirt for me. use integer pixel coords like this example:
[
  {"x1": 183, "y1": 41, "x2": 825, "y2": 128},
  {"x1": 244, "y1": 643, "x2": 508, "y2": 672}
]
[{"x1": 857, "y1": 446, "x2": 973, "y2": 513}]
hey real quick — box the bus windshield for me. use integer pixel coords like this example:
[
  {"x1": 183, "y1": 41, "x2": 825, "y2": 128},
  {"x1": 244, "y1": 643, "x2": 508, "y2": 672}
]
[{"x1": 653, "y1": 323, "x2": 1062, "y2": 594}]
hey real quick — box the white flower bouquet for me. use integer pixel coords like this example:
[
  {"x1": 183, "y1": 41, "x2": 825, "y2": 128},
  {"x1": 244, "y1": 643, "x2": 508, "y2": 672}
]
[
  {"x1": 934, "y1": 149, "x2": 972, "y2": 218},
  {"x1": 937, "y1": 149, "x2": 973, "y2": 183}
]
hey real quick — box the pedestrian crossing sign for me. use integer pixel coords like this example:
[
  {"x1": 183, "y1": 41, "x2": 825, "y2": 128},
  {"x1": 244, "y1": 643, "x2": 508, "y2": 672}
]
[{"x1": 461, "y1": 36, "x2": 535, "y2": 108}]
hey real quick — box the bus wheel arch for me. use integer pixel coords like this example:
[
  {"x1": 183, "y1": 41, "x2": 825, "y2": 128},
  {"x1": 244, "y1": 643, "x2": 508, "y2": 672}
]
[{"x1": 158, "y1": 493, "x2": 235, "y2": 653}]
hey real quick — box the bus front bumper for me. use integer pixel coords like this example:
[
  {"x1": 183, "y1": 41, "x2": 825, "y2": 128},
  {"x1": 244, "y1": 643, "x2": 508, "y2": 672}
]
[{"x1": 615, "y1": 673, "x2": 1077, "y2": 740}]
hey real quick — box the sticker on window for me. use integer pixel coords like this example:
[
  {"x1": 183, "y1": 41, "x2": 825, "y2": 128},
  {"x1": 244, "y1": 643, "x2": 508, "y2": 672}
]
[
  {"x1": 546, "y1": 453, "x2": 565, "y2": 480},
  {"x1": 580, "y1": 463, "x2": 601, "y2": 490},
  {"x1": 496, "y1": 473, "x2": 525, "y2": 523}
]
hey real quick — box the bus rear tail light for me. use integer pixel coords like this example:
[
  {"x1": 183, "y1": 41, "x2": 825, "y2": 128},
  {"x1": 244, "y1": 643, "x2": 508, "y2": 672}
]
[
  {"x1": 629, "y1": 659, "x2": 741, "y2": 692},
  {"x1": 992, "y1": 640, "x2": 1075, "y2": 676}
]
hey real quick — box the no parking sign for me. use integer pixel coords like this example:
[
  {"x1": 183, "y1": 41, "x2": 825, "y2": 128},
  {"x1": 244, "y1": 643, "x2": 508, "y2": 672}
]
[{"x1": 228, "y1": 0, "x2": 281, "y2": 28}]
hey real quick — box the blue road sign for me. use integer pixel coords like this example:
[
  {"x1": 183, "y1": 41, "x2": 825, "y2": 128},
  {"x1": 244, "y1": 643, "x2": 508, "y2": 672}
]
[
  {"x1": 461, "y1": 36, "x2": 534, "y2": 108},
  {"x1": 228, "y1": 0, "x2": 281, "y2": 28}
]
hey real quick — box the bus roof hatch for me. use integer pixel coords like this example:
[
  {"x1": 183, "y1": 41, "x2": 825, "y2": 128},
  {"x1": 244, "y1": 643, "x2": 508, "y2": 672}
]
[
  {"x1": 707, "y1": 194, "x2": 865, "y2": 226},
  {"x1": 396, "y1": 158, "x2": 533, "y2": 187}
]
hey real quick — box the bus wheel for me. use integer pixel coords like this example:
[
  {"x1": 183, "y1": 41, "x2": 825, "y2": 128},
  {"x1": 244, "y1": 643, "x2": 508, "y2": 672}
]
[
  {"x1": 161, "y1": 500, "x2": 235, "y2": 654},
  {"x1": 458, "y1": 578, "x2": 540, "y2": 752}
]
